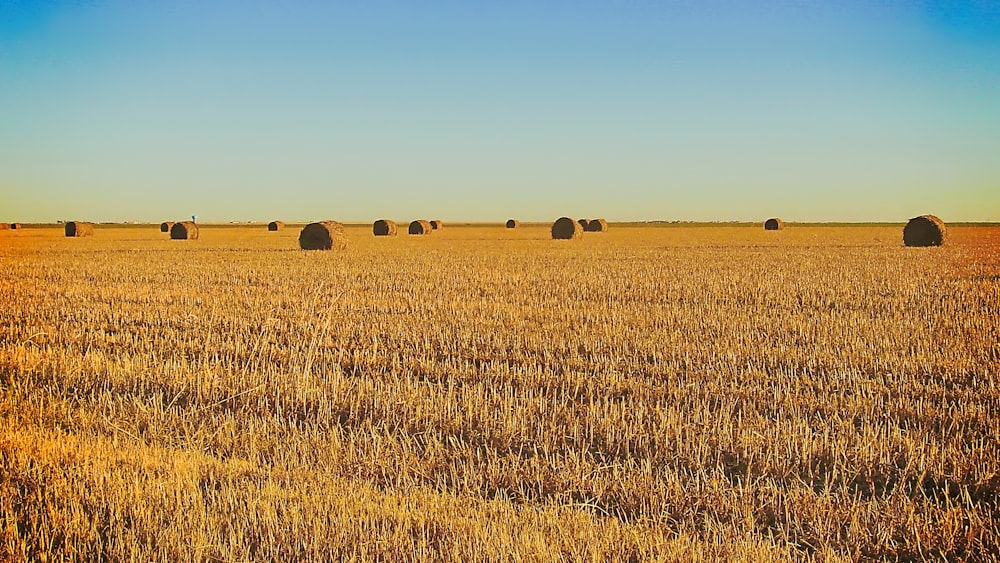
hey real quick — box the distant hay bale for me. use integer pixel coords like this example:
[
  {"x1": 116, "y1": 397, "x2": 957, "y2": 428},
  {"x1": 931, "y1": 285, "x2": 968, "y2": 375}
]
[
  {"x1": 585, "y1": 218, "x2": 609, "y2": 232},
  {"x1": 577, "y1": 219, "x2": 589, "y2": 229},
  {"x1": 160, "y1": 221, "x2": 174, "y2": 233},
  {"x1": 267, "y1": 221, "x2": 285, "y2": 231},
  {"x1": 903, "y1": 215, "x2": 946, "y2": 247},
  {"x1": 10, "y1": 223, "x2": 22, "y2": 230},
  {"x1": 64, "y1": 221, "x2": 94, "y2": 237},
  {"x1": 430, "y1": 220, "x2": 443, "y2": 230},
  {"x1": 299, "y1": 220, "x2": 348, "y2": 250},
  {"x1": 373, "y1": 219, "x2": 398, "y2": 236},
  {"x1": 408, "y1": 220, "x2": 432, "y2": 235},
  {"x1": 170, "y1": 221, "x2": 199, "y2": 240},
  {"x1": 505, "y1": 219, "x2": 520, "y2": 229},
  {"x1": 0, "y1": 223, "x2": 8, "y2": 231},
  {"x1": 764, "y1": 218, "x2": 784, "y2": 231},
  {"x1": 552, "y1": 217, "x2": 583, "y2": 240}
]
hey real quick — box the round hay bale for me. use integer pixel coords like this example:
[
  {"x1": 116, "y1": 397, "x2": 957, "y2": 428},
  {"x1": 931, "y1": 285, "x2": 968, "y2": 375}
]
[
  {"x1": 764, "y1": 218, "x2": 784, "y2": 231},
  {"x1": 430, "y1": 220, "x2": 443, "y2": 230},
  {"x1": 585, "y1": 218, "x2": 609, "y2": 232},
  {"x1": 552, "y1": 217, "x2": 583, "y2": 240},
  {"x1": 373, "y1": 219, "x2": 398, "y2": 236},
  {"x1": 299, "y1": 220, "x2": 348, "y2": 250},
  {"x1": 267, "y1": 221, "x2": 285, "y2": 231},
  {"x1": 505, "y1": 219, "x2": 520, "y2": 229},
  {"x1": 0, "y1": 223, "x2": 8, "y2": 231},
  {"x1": 160, "y1": 221, "x2": 174, "y2": 233},
  {"x1": 577, "y1": 219, "x2": 589, "y2": 229},
  {"x1": 903, "y1": 215, "x2": 946, "y2": 247},
  {"x1": 9, "y1": 223, "x2": 22, "y2": 230},
  {"x1": 408, "y1": 220, "x2": 432, "y2": 235},
  {"x1": 64, "y1": 221, "x2": 94, "y2": 237},
  {"x1": 170, "y1": 221, "x2": 199, "y2": 240}
]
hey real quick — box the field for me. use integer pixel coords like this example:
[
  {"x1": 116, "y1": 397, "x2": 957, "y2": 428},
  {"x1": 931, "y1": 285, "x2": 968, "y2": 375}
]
[{"x1": 1, "y1": 223, "x2": 998, "y2": 561}]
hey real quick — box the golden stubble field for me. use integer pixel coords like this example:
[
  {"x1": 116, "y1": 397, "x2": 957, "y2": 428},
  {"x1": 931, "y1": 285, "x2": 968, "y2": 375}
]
[{"x1": 1, "y1": 223, "x2": 998, "y2": 561}]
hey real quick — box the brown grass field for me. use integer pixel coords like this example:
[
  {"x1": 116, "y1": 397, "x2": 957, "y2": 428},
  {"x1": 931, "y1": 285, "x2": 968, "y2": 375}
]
[{"x1": 1, "y1": 223, "x2": 998, "y2": 561}]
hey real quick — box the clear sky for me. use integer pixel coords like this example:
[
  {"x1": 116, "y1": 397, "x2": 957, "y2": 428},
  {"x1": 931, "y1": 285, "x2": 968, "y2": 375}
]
[{"x1": 1, "y1": 0, "x2": 998, "y2": 223}]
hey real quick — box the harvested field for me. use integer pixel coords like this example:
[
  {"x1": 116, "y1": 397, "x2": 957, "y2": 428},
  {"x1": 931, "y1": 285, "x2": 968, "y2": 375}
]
[{"x1": 1, "y1": 223, "x2": 998, "y2": 561}]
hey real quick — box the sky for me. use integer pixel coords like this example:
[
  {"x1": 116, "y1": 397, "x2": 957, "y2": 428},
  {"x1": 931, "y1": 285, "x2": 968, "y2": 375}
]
[{"x1": 1, "y1": 0, "x2": 998, "y2": 223}]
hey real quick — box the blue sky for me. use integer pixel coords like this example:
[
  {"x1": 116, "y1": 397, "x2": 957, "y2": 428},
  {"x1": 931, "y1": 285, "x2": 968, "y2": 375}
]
[{"x1": 1, "y1": 0, "x2": 998, "y2": 223}]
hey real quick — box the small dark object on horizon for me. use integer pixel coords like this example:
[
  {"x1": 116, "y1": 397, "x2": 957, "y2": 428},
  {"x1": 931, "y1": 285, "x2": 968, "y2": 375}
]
[
  {"x1": 552, "y1": 217, "x2": 583, "y2": 240},
  {"x1": 299, "y1": 221, "x2": 348, "y2": 250},
  {"x1": 903, "y1": 215, "x2": 946, "y2": 247}
]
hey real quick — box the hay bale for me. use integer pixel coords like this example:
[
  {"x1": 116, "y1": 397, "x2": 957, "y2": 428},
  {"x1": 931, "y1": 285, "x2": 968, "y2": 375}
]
[
  {"x1": 505, "y1": 219, "x2": 520, "y2": 229},
  {"x1": 170, "y1": 221, "x2": 199, "y2": 240},
  {"x1": 585, "y1": 218, "x2": 609, "y2": 232},
  {"x1": 373, "y1": 219, "x2": 398, "y2": 236},
  {"x1": 268, "y1": 221, "x2": 285, "y2": 231},
  {"x1": 9, "y1": 223, "x2": 21, "y2": 230},
  {"x1": 0, "y1": 223, "x2": 8, "y2": 231},
  {"x1": 299, "y1": 220, "x2": 348, "y2": 250},
  {"x1": 430, "y1": 220, "x2": 443, "y2": 230},
  {"x1": 408, "y1": 220, "x2": 432, "y2": 235},
  {"x1": 160, "y1": 221, "x2": 174, "y2": 233},
  {"x1": 764, "y1": 218, "x2": 784, "y2": 231},
  {"x1": 577, "y1": 219, "x2": 589, "y2": 229},
  {"x1": 64, "y1": 221, "x2": 94, "y2": 237},
  {"x1": 903, "y1": 215, "x2": 946, "y2": 247},
  {"x1": 552, "y1": 217, "x2": 583, "y2": 240}
]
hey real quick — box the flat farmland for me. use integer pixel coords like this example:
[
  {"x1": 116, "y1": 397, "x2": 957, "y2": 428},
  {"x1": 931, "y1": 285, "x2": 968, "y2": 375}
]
[{"x1": 1, "y1": 223, "x2": 998, "y2": 561}]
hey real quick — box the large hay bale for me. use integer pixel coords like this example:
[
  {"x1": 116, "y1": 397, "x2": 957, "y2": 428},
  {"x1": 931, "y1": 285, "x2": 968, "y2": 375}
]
[
  {"x1": 160, "y1": 221, "x2": 174, "y2": 233},
  {"x1": 170, "y1": 221, "x2": 199, "y2": 240},
  {"x1": 373, "y1": 219, "x2": 398, "y2": 236},
  {"x1": 268, "y1": 221, "x2": 285, "y2": 231},
  {"x1": 505, "y1": 219, "x2": 520, "y2": 229},
  {"x1": 585, "y1": 218, "x2": 609, "y2": 232},
  {"x1": 577, "y1": 219, "x2": 589, "y2": 229},
  {"x1": 552, "y1": 217, "x2": 583, "y2": 240},
  {"x1": 408, "y1": 220, "x2": 432, "y2": 235},
  {"x1": 903, "y1": 215, "x2": 946, "y2": 247},
  {"x1": 299, "y1": 220, "x2": 348, "y2": 250},
  {"x1": 430, "y1": 220, "x2": 443, "y2": 230},
  {"x1": 764, "y1": 218, "x2": 784, "y2": 231},
  {"x1": 9, "y1": 223, "x2": 21, "y2": 230},
  {"x1": 65, "y1": 221, "x2": 94, "y2": 237}
]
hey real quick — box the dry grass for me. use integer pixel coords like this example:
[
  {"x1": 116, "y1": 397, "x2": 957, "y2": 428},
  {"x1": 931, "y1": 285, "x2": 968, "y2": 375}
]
[{"x1": 1, "y1": 223, "x2": 998, "y2": 561}]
